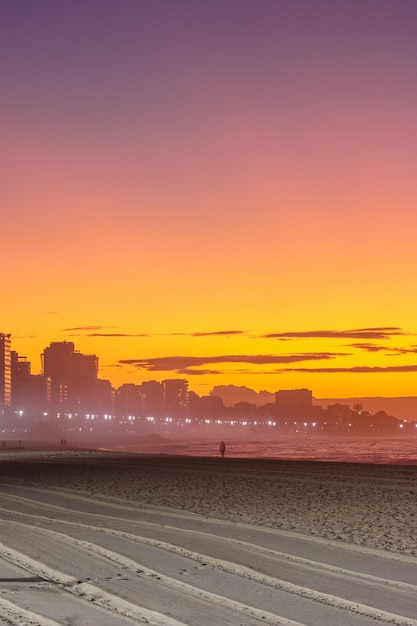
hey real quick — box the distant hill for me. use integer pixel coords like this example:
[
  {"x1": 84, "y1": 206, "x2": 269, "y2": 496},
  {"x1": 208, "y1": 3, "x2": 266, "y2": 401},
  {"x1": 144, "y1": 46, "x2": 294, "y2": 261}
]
[
  {"x1": 210, "y1": 386, "x2": 417, "y2": 421},
  {"x1": 316, "y1": 397, "x2": 417, "y2": 421},
  {"x1": 210, "y1": 385, "x2": 274, "y2": 407}
]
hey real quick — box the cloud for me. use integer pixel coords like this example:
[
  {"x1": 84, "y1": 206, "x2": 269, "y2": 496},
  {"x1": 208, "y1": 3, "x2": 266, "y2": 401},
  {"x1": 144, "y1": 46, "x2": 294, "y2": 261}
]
[
  {"x1": 349, "y1": 343, "x2": 387, "y2": 352},
  {"x1": 262, "y1": 327, "x2": 405, "y2": 340},
  {"x1": 177, "y1": 368, "x2": 223, "y2": 376},
  {"x1": 119, "y1": 352, "x2": 347, "y2": 372},
  {"x1": 160, "y1": 330, "x2": 247, "y2": 337},
  {"x1": 190, "y1": 330, "x2": 247, "y2": 337},
  {"x1": 100, "y1": 363, "x2": 125, "y2": 369},
  {"x1": 284, "y1": 365, "x2": 417, "y2": 373},
  {"x1": 66, "y1": 327, "x2": 404, "y2": 341},
  {"x1": 350, "y1": 343, "x2": 417, "y2": 355},
  {"x1": 85, "y1": 333, "x2": 150, "y2": 337},
  {"x1": 63, "y1": 326, "x2": 150, "y2": 337},
  {"x1": 63, "y1": 326, "x2": 108, "y2": 331},
  {"x1": 63, "y1": 327, "x2": 245, "y2": 338},
  {"x1": 392, "y1": 347, "x2": 417, "y2": 354}
]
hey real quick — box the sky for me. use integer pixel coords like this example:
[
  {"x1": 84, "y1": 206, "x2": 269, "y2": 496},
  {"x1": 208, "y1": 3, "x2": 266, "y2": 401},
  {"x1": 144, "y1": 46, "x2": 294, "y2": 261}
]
[{"x1": 2, "y1": 0, "x2": 417, "y2": 399}]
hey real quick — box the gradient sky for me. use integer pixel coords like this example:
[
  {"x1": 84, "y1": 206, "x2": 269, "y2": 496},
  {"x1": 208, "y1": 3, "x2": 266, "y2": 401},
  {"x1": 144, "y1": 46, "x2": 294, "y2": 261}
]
[{"x1": 2, "y1": 0, "x2": 417, "y2": 398}]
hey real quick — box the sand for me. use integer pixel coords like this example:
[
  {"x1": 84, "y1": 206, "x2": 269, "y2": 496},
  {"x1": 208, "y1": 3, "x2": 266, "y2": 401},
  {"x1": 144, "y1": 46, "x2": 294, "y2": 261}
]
[{"x1": 1, "y1": 449, "x2": 416, "y2": 557}]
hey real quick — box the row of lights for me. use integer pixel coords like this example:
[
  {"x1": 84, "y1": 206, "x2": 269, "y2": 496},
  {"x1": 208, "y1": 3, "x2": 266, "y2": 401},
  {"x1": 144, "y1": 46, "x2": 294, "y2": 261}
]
[{"x1": 12, "y1": 411, "x2": 417, "y2": 430}]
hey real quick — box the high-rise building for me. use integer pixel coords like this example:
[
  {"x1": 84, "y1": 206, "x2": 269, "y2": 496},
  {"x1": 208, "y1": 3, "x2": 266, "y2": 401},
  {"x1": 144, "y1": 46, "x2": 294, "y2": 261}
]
[
  {"x1": 41, "y1": 341, "x2": 98, "y2": 415},
  {"x1": 275, "y1": 388, "x2": 313, "y2": 417},
  {"x1": 116, "y1": 383, "x2": 143, "y2": 418},
  {"x1": 0, "y1": 333, "x2": 12, "y2": 412},
  {"x1": 163, "y1": 378, "x2": 188, "y2": 419},
  {"x1": 140, "y1": 380, "x2": 164, "y2": 418},
  {"x1": 11, "y1": 351, "x2": 51, "y2": 418},
  {"x1": 42, "y1": 342, "x2": 98, "y2": 383}
]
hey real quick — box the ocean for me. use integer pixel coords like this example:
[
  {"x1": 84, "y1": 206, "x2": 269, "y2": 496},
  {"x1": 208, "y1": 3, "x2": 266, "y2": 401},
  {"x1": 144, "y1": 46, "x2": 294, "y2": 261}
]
[{"x1": 101, "y1": 437, "x2": 417, "y2": 465}]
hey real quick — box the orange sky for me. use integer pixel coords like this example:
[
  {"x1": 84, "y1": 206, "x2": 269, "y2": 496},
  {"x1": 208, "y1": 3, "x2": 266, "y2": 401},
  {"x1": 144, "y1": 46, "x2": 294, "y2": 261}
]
[{"x1": 2, "y1": 1, "x2": 417, "y2": 398}]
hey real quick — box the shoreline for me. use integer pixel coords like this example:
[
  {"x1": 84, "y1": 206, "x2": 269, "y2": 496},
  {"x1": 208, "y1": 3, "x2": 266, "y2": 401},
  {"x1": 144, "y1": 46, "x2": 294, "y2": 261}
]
[{"x1": 2, "y1": 434, "x2": 417, "y2": 466}]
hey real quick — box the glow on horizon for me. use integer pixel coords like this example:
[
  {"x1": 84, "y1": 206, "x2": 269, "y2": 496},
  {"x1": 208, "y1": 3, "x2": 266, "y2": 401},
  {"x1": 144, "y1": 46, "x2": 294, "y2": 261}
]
[{"x1": 2, "y1": 1, "x2": 417, "y2": 399}]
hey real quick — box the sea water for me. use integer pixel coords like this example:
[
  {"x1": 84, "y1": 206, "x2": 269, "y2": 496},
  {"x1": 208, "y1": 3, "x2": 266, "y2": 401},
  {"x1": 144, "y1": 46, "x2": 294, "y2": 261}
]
[{"x1": 104, "y1": 437, "x2": 417, "y2": 465}]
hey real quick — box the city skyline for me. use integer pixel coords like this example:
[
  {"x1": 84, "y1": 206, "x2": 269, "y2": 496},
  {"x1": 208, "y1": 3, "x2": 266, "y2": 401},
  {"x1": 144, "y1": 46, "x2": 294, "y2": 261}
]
[
  {"x1": 3, "y1": 1, "x2": 417, "y2": 399},
  {"x1": 2, "y1": 333, "x2": 414, "y2": 436},
  {"x1": 4, "y1": 331, "x2": 417, "y2": 418}
]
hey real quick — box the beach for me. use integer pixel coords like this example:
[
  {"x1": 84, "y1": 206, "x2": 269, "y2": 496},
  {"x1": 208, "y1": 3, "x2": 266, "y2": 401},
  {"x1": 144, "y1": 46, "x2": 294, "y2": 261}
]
[
  {"x1": 2, "y1": 449, "x2": 417, "y2": 625},
  {"x1": 1, "y1": 449, "x2": 416, "y2": 556}
]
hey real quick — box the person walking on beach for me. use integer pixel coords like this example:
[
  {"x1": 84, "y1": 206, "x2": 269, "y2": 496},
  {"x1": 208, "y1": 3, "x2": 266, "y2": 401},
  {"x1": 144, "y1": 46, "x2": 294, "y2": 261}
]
[{"x1": 219, "y1": 441, "x2": 226, "y2": 457}]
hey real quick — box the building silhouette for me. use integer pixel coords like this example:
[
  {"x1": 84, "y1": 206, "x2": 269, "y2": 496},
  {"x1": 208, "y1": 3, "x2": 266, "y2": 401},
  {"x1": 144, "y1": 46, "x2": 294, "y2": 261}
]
[
  {"x1": 11, "y1": 351, "x2": 51, "y2": 420},
  {"x1": 41, "y1": 341, "x2": 98, "y2": 416},
  {"x1": 0, "y1": 333, "x2": 12, "y2": 415},
  {"x1": 116, "y1": 383, "x2": 143, "y2": 419},
  {"x1": 275, "y1": 388, "x2": 313, "y2": 418},
  {"x1": 140, "y1": 380, "x2": 164, "y2": 418},
  {"x1": 163, "y1": 379, "x2": 188, "y2": 419}
]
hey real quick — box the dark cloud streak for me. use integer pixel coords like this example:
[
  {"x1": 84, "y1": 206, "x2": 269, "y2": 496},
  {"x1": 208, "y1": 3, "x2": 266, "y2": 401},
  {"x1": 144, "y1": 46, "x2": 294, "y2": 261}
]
[
  {"x1": 63, "y1": 326, "x2": 108, "y2": 331},
  {"x1": 86, "y1": 333, "x2": 150, "y2": 337},
  {"x1": 349, "y1": 343, "x2": 387, "y2": 352},
  {"x1": 67, "y1": 332, "x2": 150, "y2": 337},
  {"x1": 64, "y1": 327, "x2": 246, "y2": 338},
  {"x1": 351, "y1": 343, "x2": 417, "y2": 355},
  {"x1": 119, "y1": 352, "x2": 348, "y2": 372},
  {"x1": 190, "y1": 330, "x2": 247, "y2": 337},
  {"x1": 262, "y1": 327, "x2": 405, "y2": 340},
  {"x1": 285, "y1": 365, "x2": 417, "y2": 373}
]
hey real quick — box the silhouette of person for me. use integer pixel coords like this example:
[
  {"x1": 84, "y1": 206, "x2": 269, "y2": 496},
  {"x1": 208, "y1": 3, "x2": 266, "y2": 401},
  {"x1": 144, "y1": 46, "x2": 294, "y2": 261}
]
[{"x1": 219, "y1": 441, "x2": 226, "y2": 457}]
